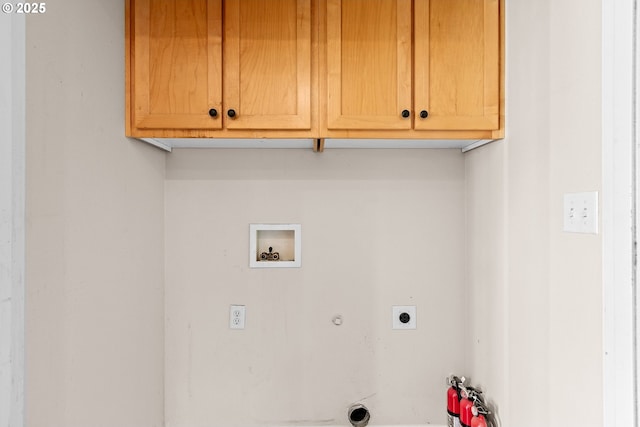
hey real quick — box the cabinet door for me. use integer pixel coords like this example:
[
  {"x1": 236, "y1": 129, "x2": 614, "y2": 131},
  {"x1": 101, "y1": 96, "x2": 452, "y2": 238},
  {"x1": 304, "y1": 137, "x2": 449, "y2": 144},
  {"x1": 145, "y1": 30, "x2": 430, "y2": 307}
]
[
  {"x1": 132, "y1": 0, "x2": 222, "y2": 130},
  {"x1": 326, "y1": 0, "x2": 412, "y2": 130},
  {"x1": 414, "y1": 0, "x2": 500, "y2": 131},
  {"x1": 223, "y1": 0, "x2": 311, "y2": 130}
]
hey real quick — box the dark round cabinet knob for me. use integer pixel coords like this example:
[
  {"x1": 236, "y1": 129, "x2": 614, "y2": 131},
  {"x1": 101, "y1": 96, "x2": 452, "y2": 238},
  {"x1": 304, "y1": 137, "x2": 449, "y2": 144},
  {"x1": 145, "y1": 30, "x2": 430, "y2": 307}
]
[
  {"x1": 420, "y1": 110, "x2": 429, "y2": 119},
  {"x1": 227, "y1": 109, "x2": 237, "y2": 118},
  {"x1": 208, "y1": 108, "x2": 218, "y2": 118},
  {"x1": 401, "y1": 109, "x2": 410, "y2": 118}
]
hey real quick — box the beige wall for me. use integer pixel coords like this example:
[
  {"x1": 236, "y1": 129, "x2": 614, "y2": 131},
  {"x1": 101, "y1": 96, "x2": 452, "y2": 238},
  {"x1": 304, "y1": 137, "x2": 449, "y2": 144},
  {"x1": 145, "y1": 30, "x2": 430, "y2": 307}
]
[
  {"x1": 165, "y1": 149, "x2": 466, "y2": 427},
  {"x1": 464, "y1": 140, "x2": 510, "y2": 420},
  {"x1": 465, "y1": 0, "x2": 603, "y2": 425},
  {"x1": 25, "y1": 1, "x2": 166, "y2": 426},
  {"x1": 548, "y1": 0, "x2": 603, "y2": 423}
]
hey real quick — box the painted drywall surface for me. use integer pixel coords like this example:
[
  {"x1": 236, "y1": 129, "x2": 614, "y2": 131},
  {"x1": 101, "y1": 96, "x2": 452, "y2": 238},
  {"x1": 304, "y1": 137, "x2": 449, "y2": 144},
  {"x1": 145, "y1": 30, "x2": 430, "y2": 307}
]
[
  {"x1": 465, "y1": 0, "x2": 603, "y2": 425},
  {"x1": 165, "y1": 148, "x2": 466, "y2": 427},
  {"x1": 548, "y1": 0, "x2": 603, "y2": 424},
  {"x1": 503, "y1": 0, "x2": 553, "y2": 424},
  {"x1": 25, "y1": 1, "x2": 166, "y2": 426},
  {"x1": 464, "y1": 141, "x2": 508, "y2": 423},
  {"x1": 0, "y1": 12, "x2": 25, "y2": 427}
]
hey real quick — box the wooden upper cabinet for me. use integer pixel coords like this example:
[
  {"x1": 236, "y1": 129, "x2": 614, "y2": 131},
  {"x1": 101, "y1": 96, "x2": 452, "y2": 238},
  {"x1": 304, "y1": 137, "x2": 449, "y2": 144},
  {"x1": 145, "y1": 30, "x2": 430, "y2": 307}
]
[
  {"x1": 414, "y1": 0, "x2": 500, "y2": 131},
  {"x1": 127, "y1": 0, "x2": 313, "y2": 136},
  {"x1": 326, "y1": 0, "x2": 412, "y2": 130},
  {"x1": 126, "y1": 0, "x2": 502, "y2": 139},
  {"x1": 130, "y1": 0, "x2": 222, "y2": 131},
  {"x1": 223, "y1": 0, "x2": 312, "y2": 130},
  {"x1": 323, "y1": 0, "x2": 500, "y2": 133}
]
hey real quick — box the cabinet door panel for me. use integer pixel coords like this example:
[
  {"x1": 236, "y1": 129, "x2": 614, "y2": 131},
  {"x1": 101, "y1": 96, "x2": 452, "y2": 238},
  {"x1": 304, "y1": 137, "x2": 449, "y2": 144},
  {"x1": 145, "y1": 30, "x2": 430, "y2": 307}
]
[
  {"x1": 133, "y1": 0, "x2": 222, "y2": 130},
  {"x1": 414, "y1": 0, "x2": 499, "y2": 131},
  {"x1": 326, "y1": 0, "x2": 412, "y2": 130},
  {"x1": 224, "y1": 0, "x2": 311, "y2": 130}
]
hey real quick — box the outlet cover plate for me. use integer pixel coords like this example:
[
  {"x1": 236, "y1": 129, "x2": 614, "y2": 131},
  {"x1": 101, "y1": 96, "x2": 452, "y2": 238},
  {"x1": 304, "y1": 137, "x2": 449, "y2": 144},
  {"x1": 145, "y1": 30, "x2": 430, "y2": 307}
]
[
  {"x1": 230, "y1": 305, "x2": 246, "y2": 329},
  {"x1": 563, "y1": 192, "x2": 598, "y2": 234},
  {"x1": 392, "y1": 305, "x2": 417, "y2": 330}
]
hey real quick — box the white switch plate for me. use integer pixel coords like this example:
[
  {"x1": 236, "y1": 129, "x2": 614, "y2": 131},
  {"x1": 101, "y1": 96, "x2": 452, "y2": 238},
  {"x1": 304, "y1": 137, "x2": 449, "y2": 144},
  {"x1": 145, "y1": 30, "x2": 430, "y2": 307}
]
[
  {"x1": 392, "y1": 305, "x2": 417, "y2": 330},
  {"x1": 229, "y1": 305, "x2": 245, "y2": 329},
  {"x1": 563, "y1": 192, "x2": 598, "y2": 234}
]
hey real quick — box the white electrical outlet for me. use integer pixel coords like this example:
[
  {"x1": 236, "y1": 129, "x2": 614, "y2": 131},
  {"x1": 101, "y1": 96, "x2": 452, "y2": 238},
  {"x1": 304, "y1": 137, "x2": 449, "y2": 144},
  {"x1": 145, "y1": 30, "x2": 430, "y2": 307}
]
[
  {"x1": 229, "y1": 305, "x2": 246, "y2": 329},
  {"x1": 563, "y1": 192, "x2": 598, "y2": 234},
  {"x1": 392, "y1": 305, "x2": 417, "y2": 330}
]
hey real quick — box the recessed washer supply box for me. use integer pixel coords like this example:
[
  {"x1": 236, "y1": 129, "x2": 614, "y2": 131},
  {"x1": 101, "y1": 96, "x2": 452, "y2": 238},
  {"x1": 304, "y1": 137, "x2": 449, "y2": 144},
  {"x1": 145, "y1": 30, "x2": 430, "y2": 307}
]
[{"x1": 249, "y1": 224, "x2": 301, "y2": 268}]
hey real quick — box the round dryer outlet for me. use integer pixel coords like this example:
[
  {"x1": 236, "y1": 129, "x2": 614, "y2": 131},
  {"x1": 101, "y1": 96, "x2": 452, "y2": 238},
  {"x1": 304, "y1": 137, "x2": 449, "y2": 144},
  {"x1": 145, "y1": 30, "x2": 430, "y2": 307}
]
[{"x1": 392, "y1": 305, "x2": 417, "y2": 329}]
